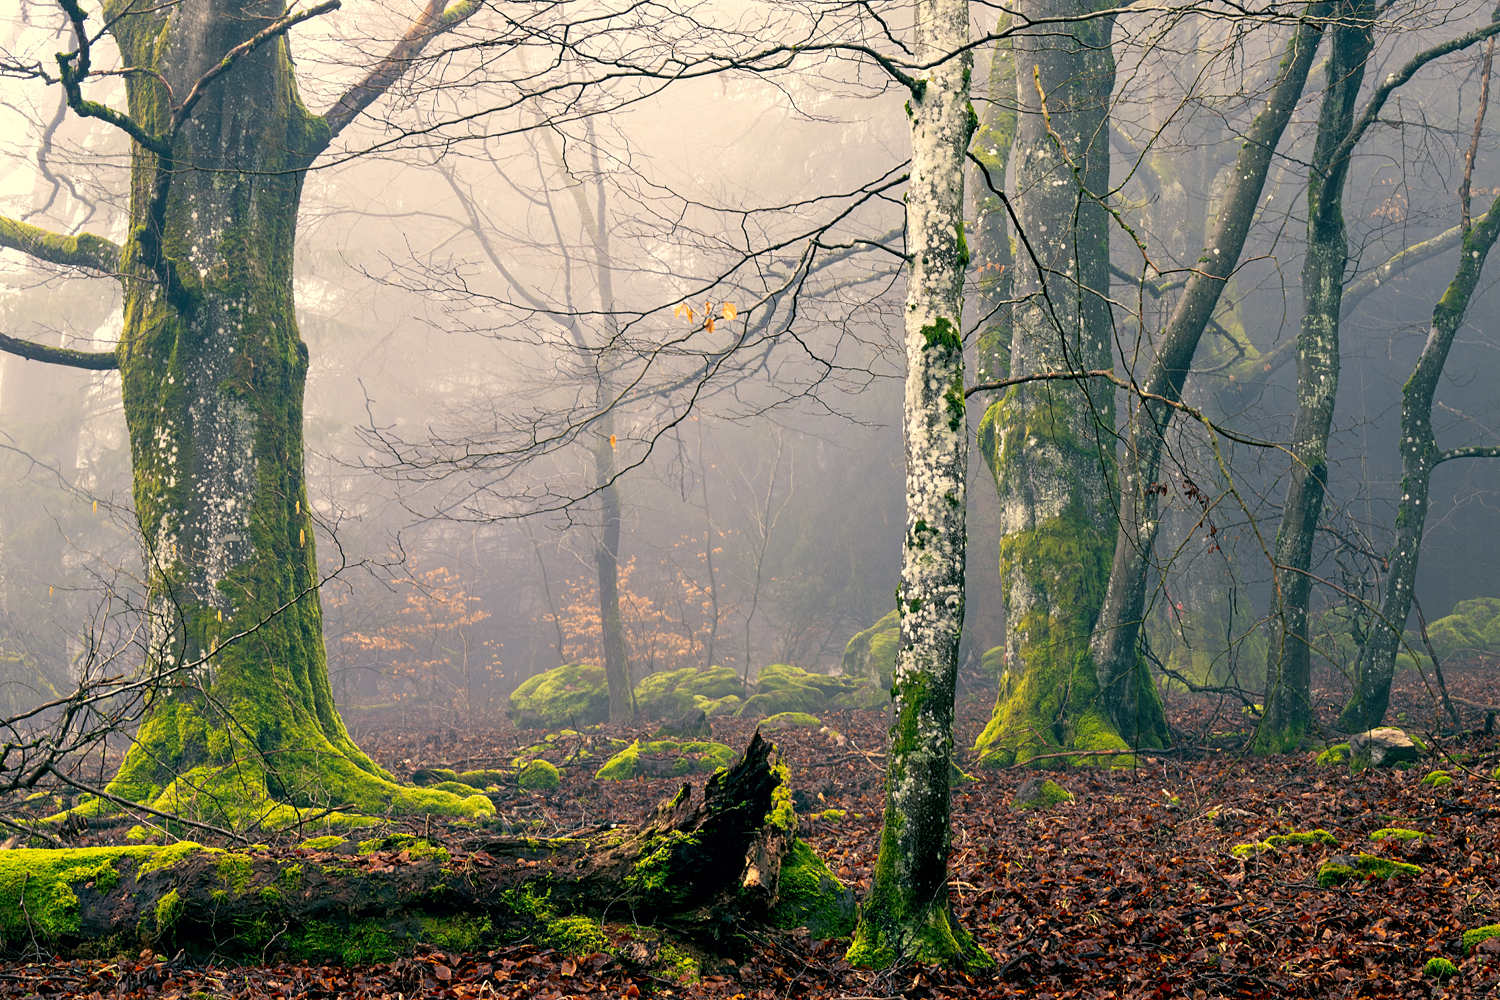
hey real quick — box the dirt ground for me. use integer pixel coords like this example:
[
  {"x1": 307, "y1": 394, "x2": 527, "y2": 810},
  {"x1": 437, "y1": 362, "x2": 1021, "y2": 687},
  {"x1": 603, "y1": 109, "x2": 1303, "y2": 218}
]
[{"x1": 2, "y1": 665, "x2": 1498, "y2": 999}]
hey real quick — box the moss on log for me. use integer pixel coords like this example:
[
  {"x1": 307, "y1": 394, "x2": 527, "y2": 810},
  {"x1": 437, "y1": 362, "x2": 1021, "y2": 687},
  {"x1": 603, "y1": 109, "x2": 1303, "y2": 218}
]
[{"x1": 1, "y1": 735, "x2": 851, "y2": 960}]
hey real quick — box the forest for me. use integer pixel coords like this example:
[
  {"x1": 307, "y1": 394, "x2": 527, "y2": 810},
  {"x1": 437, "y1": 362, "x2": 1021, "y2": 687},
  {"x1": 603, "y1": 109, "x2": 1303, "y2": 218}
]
[{"x1": 1, "y1": 0, "x2": 1500, "y2": 997}]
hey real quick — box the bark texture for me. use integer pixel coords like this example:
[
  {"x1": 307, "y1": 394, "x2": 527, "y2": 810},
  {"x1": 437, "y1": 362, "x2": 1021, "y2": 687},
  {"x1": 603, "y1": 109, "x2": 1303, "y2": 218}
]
[
  {"x1": 973, "y1": 0, "x2": 1139, "y2": 767},
  {"x1": 845, "y1": 0, "x2": 980, "y2": 970},
  {"x1": 0, "y1": 735, "x2": 850, "y2": 959},
  {"x1": 1258, "y1": 0, "x2": 1375, "y2": 749},
  {"x1": 1091, "y1": 12, "x2": 1325, "y2": 739},
  {"x1": 1336, "y1": 192, "x2": 1500, "y2": 730}
]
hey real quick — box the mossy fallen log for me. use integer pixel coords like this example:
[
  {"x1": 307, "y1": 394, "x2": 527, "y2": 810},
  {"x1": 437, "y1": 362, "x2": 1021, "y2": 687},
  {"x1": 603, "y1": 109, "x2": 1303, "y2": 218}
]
[{"x1": 0, "y1": 734, "x2": 852, "y2": 961}]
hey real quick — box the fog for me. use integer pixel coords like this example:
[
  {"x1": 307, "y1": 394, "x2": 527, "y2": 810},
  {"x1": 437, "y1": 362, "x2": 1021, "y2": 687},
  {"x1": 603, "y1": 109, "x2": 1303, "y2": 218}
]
[{"x1": 3, "y1": 0, "x2": 1500, "y2": 726}]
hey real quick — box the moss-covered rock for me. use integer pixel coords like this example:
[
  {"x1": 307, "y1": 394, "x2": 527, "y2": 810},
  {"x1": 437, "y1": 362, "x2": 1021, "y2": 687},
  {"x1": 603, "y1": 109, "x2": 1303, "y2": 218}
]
[
  {"x1": 1011, "y1": 777, "x2": 1074, "y2": 810},
  {"x1": 1349, "y1": 728, "x2": 1420, "y2": 771},
  {"x1": 1315, "y1": 743, "x2": 1351, "y2": 766},
  {"x1": 1420, "y1": 770, "x2": 1454, "y2": 789},
  {"x1": 1422, "y1": 596, "x2": 1500, "y2": 660},
  {"x1": 735, "y1": 663, "x2": 879, "y2": 719},
  {"x1": 1316, "y1": 853, "x2": 1422, "y2": 887},
  {"x1": 508, "y1": 663, "x2": 610, "y2": 728},
  {"x1": 519, "y1": 760, "x2": 561, "y2": 791},
  {"x1": 1464, "y1": 924, "x2": 1500, "y2": 953},
  {"x1": 1230, "y1": 829, "x2": 1336, "y2": 859},
  {"x1": 1424, "y1": 956, "x2": 1458, "y2": 979},
  {"x1": 634, "y1": 666, "x2": 745, "y2": 720},
  {"x1": 769, "y1": 839, "x2": 855, "y2": 938},
  {"x1": 841, "y1": 610, "x2": 900, "y2": 687},
  {"x1": 1369, "y1": 828, "x2": 1426, "y2": 842},
  {"x1": 762, "y1": 712, "x2": 822, "y2": 729},
  {"x1": 594, "y1": 740, "x2": 739, "y2": 781}
]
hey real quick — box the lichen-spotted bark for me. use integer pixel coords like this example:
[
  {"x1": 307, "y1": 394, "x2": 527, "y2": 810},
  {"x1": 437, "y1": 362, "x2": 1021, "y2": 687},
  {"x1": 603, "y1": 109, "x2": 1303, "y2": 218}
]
[
  {"x1": 971, "y1": 17, "x2": 1016, "y2": 386},
  {"x1": 845, "y1": 0, "x2": 983, "y2": 971},
  {"x1": 1337, "y1": 191, "x2": 1500, "y2": 731},
  {"x1": 973, "y1": 0, "x2": 1148, "y2": 767},
  {"x1": 85, "y1": 0, "x2": 487, "y2": 824},
  {"x1": 1258, "y1": 0, "x2": 1375, "y2": 750}
]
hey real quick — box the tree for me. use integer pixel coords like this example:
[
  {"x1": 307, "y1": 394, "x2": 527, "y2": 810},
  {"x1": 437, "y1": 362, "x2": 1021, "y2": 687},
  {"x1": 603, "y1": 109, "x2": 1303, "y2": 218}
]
[
  {"x1": 0, "y1": 0, "x2": 491, "y2": 826},
  {"x1": 846, "y1": 0, "x2": 982, "y2": 969}
]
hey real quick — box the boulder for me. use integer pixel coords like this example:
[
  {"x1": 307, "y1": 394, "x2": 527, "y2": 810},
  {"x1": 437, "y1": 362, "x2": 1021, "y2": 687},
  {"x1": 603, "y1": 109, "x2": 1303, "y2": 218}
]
[
  {"x1": 594, "y1": 739, "x2": 739, "y2": 781},
  {"x1": 653, "y1": 709, "x2": 710, "y2": 740},
  {"x1": 761, "y1": 712, "x2": 822, "y2": 730},
  {"x1": 1350, "y1": 727, "x2": 1420, "y2": 770},
  {"x1": 736, "y1": 663, "x2": 880, "y2": 719},
  {"x1": 634, "y1": 666, "x2": 745, "y2": 720},
  {"x1": 507, "y1": 663, "x2": 609, "y2": 728},
  {"x1": 840, "y1": 610, "x2": 899, "y2": 687}
]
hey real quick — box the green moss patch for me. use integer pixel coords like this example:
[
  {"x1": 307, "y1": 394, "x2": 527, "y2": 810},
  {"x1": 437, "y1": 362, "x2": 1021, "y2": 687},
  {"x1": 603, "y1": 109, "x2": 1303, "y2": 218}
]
[
  {"x1": 519, "y1": 760, "x2": 561, "y2": 791},
  {"x1": 762, "y1": 712, "x2": 822, "y2": 729},
  {"x1": 594, "y1": 740, "x2": 738, "y2": 781},
  {"x1": 1464, "y1": 924, "x2": 1500, "y2": 953},
  {"x1": 634, "y1": 666, "x2": 744, "y2": 719},
  {"x1": 1369, "y1": 828, "x2": 1426, "y2": 842},
  {"x1": 297, "y1": 835, "x2": 348, "y2": 851},
  {"x1": 1420, "y1": 770, "x2": 1454, "y2": 789},
  {"x1": 1315, "y1": 743, "x2": 1351, "y2": 766},
  {"x1": 1317, "y1": 853, "x2": 1423, "y2": 887},
  {"x1": 1011, "y1": 778, "x2": 1074, "y2": 810},
  {"x1": 770, "y1": 839, "x2": 856, "y2": 938},
  {"x1": 841, "y1": 609, "x2": 900, "y2": 687},
  {"x1": 1231, "y1": 830, "x2": 1337, "y2": 859},
  {"x1": 1424, "y1": 956, "x2": 1459, "y2": 979},
  {"x1": 737, "y1": 663, "x2": 882, "y2": 719},
  {"x1": 542, "y1": 915, "x2": 609, "y2": 956}
]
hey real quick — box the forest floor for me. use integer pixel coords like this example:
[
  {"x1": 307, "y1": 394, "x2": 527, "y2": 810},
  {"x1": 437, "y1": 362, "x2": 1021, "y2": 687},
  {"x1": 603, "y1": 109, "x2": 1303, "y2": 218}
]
[{"x1": 3, "y1": 665, "x2": 1499, "y2": 999}]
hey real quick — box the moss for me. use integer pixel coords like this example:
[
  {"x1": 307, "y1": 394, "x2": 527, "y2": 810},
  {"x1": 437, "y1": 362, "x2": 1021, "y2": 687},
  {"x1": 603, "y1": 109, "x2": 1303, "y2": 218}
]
[
  {"x1": 1424, "y1": 957, "x2": 1458, "y2": 979},
  {"x1": 1420, "y1": 770, "x2": 1453, "y2": 789},
  {"x1": 766, "y1": 761, "x2": 797, "y2": 833},
  {"x1": 259, "y1": 886, "x2": 283, "y2": 905},
  {"x1": 518, "y1": 760, "x2": 561, "y2": 791},
  {"x1": 1316, "y1": 854, "x2": 1422, "y2": 887},
  {"x1": 286, "y1": 918, "x2": 398, "y2": 964},
  {"x1": 1231, "y1": 829, "x2": 1336, "y2": 858},
  {"x1": 842, "y1": 610, "x2": 900, "y2": 685},
  {"x1": 541, "y1": 915, "x2": 609, "y2": 957},
  {"x1": 1463, "y1": 924, "x2": 1500, "y2": 953},
  {"x1": 738, "y1": 663, "x2": 875, "y2": 718},
  {"x1": 297, "y1": 835, "x2": 346, "y2": 851},
  {"x1": 420, "y1": 915, "x2": 493, "y2": 952},
  {"x1": 973, "y1": 507, "x2": 1163, "y2": 768},
  {"x1": 762, "y1": 712, "x2": 822, "y2": 729},
  {"x1": 847, "y1": 901, "x2": 990, "y2": 971},
  {"x1": 770, "y1": 839, "x2": 855, "y2": 938},
  {"x1": 594, "y1": 739, "x2": 738, "y2": 781},
  {"x1": 657, "y1": 941, "x2": 699, "y2": 982},
  {"x1": 155, "y1": 889, "x2": 184, "y2": 933},
  {"x1": 508, "y1": 663, "x2": 610, "y2": 727},
  {"x1": 819, "y1": 808, "x2": 847, "y2": 822},
  {"x1": 625, "y1": 830, "x2": 698, "y2": 897},
  {"x1": 634, "y1": 666, "x2": 744, "y2": 719},
  {"x1": 1011, "y1": 779, "x2": 1074, "y2": 810},
  {"x1": 1315, "y1": 743, "x2": 1351, "y2": 766},
  {"x1": 216, "y1": 852, "x2": 254, "y2": 894},
  {"x1": 1369, "y1": 828, "x2": 1425, "y2": 842}
]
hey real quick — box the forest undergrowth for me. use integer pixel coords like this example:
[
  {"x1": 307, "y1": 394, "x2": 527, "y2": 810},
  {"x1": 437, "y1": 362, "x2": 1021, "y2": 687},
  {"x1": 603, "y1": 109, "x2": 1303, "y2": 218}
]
[{"x1": 2, "y1": 666, "x2": 1498, "y2": 999}]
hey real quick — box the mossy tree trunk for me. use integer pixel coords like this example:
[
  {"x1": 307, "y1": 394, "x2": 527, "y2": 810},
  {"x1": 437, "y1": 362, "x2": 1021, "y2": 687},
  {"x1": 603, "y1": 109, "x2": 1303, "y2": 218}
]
[
  {"x1": 0, "y1": 0, "x2": 484, "y2": 826},
  {"x1": 845, "y1": 0, "x2": 982, "y2": 972},
  {"x1": 0, "y1": 735, "x2": 852, "y2": 959},
  {"x1": 1337, "y1": 191, "x2": 1500, "y2": 731},
  {"x1": 970, "y1": 17, "x2": 1016, "y2": 389},
  {"x1": 1090, "y1": 11, "x2": 1325, "y2": 741},
  {"x1": 972, "y1": 0, "x2": 1144, "y2": 768}
]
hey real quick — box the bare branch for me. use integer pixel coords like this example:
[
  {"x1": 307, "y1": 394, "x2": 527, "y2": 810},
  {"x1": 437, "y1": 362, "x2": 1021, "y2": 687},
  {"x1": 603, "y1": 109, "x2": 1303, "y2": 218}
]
[{"x1": 0, "y1": 332, "x2": 118, "y2": 370}]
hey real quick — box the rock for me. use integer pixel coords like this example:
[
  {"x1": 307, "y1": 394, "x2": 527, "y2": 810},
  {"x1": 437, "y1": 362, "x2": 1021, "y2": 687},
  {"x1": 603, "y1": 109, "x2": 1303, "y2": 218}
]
[
  {"x1": 1349, "y1": 728, "x2": 1420, "y2": 770},
  {"x1": 634, "y1": 666, "x2": 745, "y2": 720},
  {"x1": 518, "y1": 760, "x2": 560, "y2": 791},
  {"x1": 653, "y1": 710, "x2": 710, "y2": 740},
  {"x1": 1316, "y1": 853, "x2": 1422, "y2": 887},
  {"x1": 761, "y1": 712, "x2": 822, "y2": 730},
  {"x1": 1464, "y1": 924, "x2": 1500, "y2": 954},
  {"x1": 840, "y1": 610, "x2": 899, "y2": 687},
  {"x1": 507, "y1": 663, "x2": 609, "y2": 728},
  {"x1": 1314, "y1": 743, "x2": 1351, "y2": 767},
  {"x1": 1011, "y1": 777, "x2": 1074, "y2": 810},
  {"x1": 736, "y1": 664, "x2": 881, "y2": 719}
]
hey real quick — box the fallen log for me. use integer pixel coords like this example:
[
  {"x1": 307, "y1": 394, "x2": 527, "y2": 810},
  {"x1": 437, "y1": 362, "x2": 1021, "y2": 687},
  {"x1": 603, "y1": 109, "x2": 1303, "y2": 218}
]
[{"x1": 0, "y1": 734, "x2": 853, "y2": 963}]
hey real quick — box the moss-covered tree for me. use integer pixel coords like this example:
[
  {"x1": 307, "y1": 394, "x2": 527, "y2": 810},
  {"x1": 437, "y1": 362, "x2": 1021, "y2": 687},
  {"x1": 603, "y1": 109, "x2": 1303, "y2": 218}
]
[
  {"x1": 972, "y1": 0, "x2": 1159, "y2": 767},
  {"x1": 844, "y1": 0, "x2": 984, "y2": 971},
  {"x1": 0, "y1": 0, "x2": 491, "y2": 827}
]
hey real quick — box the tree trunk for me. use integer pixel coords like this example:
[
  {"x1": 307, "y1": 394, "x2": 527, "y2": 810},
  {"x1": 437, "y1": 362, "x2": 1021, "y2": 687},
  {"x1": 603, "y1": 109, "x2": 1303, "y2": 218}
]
[
  {"x1": 0, "y1": 734, "x2": 851, "y2": 959},
  {"x1": 971, "y1": 17, "x2": 1017, "y2": 388},
  {"x1": 973, "y1": 0, "x2": 1141, "y2": 767},
  {"x1": 593, "y1": 418, "x2": 634, "y2": 721},
  {"x1": 1091, "y1": 11, "x2": 1325, "y2": 739},
  {"x1": 845, "y1": 0, "x2": 979, "y2": 972},
  {"x1": 1337, "y1": 192, "x2": 1500, "y2": 731},
  {"x1": 70, "y1": 1, "x2": 485, "y2": 824},
  {"x1": 1258, "y1": 0, "x2": 1375, "y2": 750}
]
